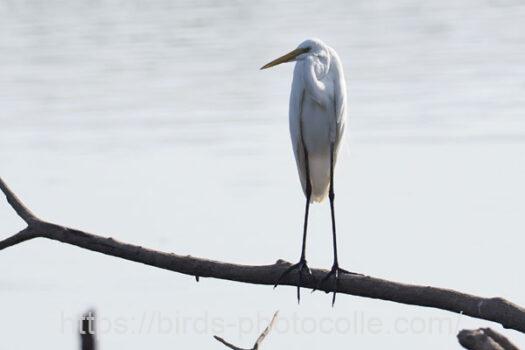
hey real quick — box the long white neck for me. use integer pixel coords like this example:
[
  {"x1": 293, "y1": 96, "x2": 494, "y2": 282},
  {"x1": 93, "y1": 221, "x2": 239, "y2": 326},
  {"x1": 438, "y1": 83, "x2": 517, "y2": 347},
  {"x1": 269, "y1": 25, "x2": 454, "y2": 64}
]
[{"x1": 299, "y1": 46, "x2": 340, "y2": 108}]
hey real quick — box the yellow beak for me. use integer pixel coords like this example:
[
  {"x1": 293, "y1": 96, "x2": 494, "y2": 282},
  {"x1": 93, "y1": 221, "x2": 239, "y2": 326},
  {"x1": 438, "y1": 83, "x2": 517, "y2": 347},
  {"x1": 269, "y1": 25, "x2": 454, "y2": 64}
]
[{"x1": 260, "y1": 47, "x2": 310, "y2": 70}]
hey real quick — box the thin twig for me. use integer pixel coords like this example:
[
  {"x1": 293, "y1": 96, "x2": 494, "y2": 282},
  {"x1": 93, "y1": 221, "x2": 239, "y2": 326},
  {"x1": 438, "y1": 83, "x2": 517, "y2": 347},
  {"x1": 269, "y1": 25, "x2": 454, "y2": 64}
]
[
  {"x1": 213, "y1": 336, "x2": 250, "y2": 350},
  {"x1": 1, "y1": 177, "x2": 525, "y2": 334},
  {"x1": 253, "y1": 311, "x2": 279, "y2": 349},
  {"x1": 213, "y1": 311, "x2": 279, "y2": 350}
]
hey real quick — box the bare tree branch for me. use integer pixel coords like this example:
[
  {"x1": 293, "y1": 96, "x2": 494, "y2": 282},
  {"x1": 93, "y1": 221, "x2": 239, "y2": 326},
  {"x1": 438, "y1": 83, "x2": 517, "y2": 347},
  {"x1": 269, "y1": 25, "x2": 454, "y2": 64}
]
[
  {"x1": 213, "y1": 336, "x2": 249, "y2": 350},
  {"x1": 458, "y1": 328, "x2": 520, "y2": 350},
  {"x1": 482, "y1": 328, "x2": 521, "y2": 350},
  {"x1": 0, "y1": 177, "x2": 38, "y2": 224},
  {"x1": 214, "y1": 311, "x2": 279, "y2": 350},
  {"x1": 0, "y1": 227, "x2": 38, "y2": 250},
  {"x1": 2, "y1": 177, "x2": 525, "y2": 334},
  {"x1": 253, "y1": 311, "x2": 279, "y2": 348}
]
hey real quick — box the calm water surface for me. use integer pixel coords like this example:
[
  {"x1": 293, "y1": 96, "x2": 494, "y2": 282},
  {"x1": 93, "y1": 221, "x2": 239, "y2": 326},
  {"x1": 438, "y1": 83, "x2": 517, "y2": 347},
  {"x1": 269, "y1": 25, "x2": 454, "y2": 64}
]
[{"x1": 1, "y1": 1, "x2": 525, "y2": 349}]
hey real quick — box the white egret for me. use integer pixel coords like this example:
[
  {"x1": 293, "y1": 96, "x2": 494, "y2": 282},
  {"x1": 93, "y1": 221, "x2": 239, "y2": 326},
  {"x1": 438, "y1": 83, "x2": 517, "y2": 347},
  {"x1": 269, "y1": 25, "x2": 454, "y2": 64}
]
[{"x1": 261, "y1": 38, "x2": 352, "y2": 304}]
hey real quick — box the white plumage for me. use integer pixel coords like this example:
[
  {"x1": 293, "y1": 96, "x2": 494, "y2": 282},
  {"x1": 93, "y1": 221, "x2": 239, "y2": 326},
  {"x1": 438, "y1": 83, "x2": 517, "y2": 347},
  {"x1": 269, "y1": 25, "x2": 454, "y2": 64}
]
[
  {"x1": 261, "y1": 38, "x2": 349, "y2": 304},
  {"x1": 288, "y1": 39, "x2": 347, "y2": 202}
]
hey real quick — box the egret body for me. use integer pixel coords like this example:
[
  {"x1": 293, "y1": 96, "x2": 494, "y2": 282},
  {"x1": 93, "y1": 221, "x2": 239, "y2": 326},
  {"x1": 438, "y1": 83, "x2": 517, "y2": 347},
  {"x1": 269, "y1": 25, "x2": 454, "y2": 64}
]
[{"x1": 261, "y1": 38, "x2": 351, "y2": 304}]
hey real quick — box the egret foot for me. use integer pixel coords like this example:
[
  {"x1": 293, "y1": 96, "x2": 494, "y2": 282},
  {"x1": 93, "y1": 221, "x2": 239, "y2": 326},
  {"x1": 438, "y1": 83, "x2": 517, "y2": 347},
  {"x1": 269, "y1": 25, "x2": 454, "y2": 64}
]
[
  {"x1": 317, "y1": 264, "x2": 361, "y2": 306},
  {"x1": 274, "y1": 259, "x2": 313, "y2": 304}
]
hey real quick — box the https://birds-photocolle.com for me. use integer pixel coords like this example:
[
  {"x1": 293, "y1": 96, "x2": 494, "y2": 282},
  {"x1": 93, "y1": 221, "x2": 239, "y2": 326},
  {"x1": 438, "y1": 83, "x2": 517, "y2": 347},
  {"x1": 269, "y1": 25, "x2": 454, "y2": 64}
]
[{"x1": 261, "y1": 38, "x2": 358, "y2": 305}]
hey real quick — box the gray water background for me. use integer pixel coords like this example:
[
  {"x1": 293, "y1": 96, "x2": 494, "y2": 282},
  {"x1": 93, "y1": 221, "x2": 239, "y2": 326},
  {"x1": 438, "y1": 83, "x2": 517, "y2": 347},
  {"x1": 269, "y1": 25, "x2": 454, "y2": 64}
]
[{"x1": 1, "y1": 0, "x2": 525, "y2": 349}]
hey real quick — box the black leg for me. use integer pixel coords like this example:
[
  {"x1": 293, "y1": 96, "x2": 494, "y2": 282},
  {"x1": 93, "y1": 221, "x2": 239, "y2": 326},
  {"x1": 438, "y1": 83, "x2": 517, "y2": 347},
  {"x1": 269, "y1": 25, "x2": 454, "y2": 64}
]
[
  {"x1": 317, "y1": 143, "x2": 360, "y2": 305},
  {"x1": 274, "y1": 145, "x2": 313, "y2": 303},
  {"x1": 329, "y1": 143, "x2": 338, "y2": 268},
  {"x1": 300, "y1": 160, "x2": 312, "y2": 262}
]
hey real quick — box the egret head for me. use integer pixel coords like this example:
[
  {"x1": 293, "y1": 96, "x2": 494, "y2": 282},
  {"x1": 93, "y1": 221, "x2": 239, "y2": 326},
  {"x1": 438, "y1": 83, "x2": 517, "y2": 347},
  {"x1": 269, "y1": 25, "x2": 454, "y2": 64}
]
[{"x1": 260, "y1": 38, "x2": 330, "y2": 71}]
